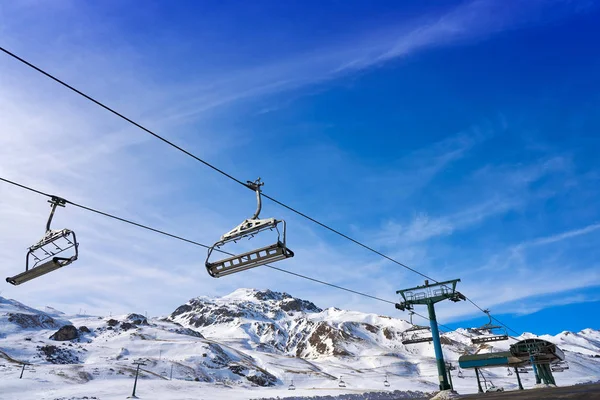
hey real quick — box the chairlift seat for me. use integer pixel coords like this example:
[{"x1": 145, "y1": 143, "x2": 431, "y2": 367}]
[
  {"x1": 6, "y1": 196, "x2": 79, "y2": 286},
  {"x1": 402, "y1": 336, "x2": 433, "y2": 345},
  {"x1": 401, "y1": 311, "x2": 433, "y2": 345},
  {"x1": 205, "y1": 178, "x2": 294, "y2": 278},
  {"x1": 206, "y1": 241, "x2": 293, "y2": 278},
  {"x1": 471, "y1": 334, "x2": 508, "y2": 344}
]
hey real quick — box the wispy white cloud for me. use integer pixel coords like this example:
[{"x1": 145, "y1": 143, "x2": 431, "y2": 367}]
[
  {"x1": 372, "y1": 154, "x2": 568, "y2": 248},
  {"x1": 364, "y1": 128, "x2": 492, "y2": 200},
  {"x1": 511, "y1": 293, "x2": 600, "y2": 316},
  {"x1": 514, "y1": 222, "x2": 600, "y2": 251},
  {"x1": 131, "y1": 0, "x2": 578, "y2": 120},
  {"x1": 376, "y1": 197, "x2": 519, "y2": 246}
]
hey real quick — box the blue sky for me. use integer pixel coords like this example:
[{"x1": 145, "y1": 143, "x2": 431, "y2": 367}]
[{"x1": 0, "y1": 0, "x2": 599, "y2": 335}]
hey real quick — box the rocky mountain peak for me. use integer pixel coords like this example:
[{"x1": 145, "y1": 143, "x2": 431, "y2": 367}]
[
  {"x1": 225, "y1": 288, "x2": 291, "y2": 301},
  {"x1": 223, "y1": 288, "x2": 322, "y2": 311},
  {"x1": 169, "y1": 289, "x2": 322, "y2": 324}
]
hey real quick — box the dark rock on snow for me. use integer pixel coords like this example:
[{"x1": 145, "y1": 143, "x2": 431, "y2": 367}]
[{"x1": 50, "y1": 325, "x2": 79, "y2": 341}]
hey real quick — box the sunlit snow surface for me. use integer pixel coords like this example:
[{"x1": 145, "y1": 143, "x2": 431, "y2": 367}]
[{"x1": 1, "y1": 291, "x2": 599, "y2": 400}]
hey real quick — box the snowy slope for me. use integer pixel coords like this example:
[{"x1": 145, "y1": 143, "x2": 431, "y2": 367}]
[
  {"x1": 0, "y1": 296, "x2": 70, "y2": 337},
  {"x1": 1, "y1": 289, "x2": 599, "y2": 400}
]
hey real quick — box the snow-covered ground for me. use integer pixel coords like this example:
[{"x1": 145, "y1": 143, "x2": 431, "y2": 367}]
[{"x1": 1, "y1": 290, "x2": 599, "y2": 400}]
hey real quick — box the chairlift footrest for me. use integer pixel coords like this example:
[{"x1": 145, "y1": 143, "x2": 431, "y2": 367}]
[{"x1": 206, "y1": 242, "x2": 294, "y2": 278}]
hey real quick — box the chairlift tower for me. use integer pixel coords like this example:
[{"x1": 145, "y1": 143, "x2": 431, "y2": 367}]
[
  {"x1": 128, "y1": 360, "x2": 146, "y2": 398},
  {"x1": 395, "y1": 279, "x2": 466, "y2": 391}
]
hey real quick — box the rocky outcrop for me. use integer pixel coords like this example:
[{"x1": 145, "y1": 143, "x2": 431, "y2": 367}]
[
  {"x1": 246, "y1": 370, "x2": 278, "y2": 387},
  {"x1": 38, "y1": 344, "x2": 80, "y2": 364},
  {"x1": 171, "y1": 302, "x2": 244, "y2": 327},
  {"x1": 8, "y1": 313, "x2": 59, "y2": 329},
  {"x1": 299, "y1": 321, "x2": 354, "y2": 357},
  {"x1": 50, "y1": 325, "x2": 79, "y2": 341},
  {"x1": 125, "y1": 313, "x2": 148, "y2": 325},
  {"x1": 229, "y1": 363, "x2": 278, "y2": 387},
  {"x1": 172, "y1": 327, "x2": 204, "y2": 338}
]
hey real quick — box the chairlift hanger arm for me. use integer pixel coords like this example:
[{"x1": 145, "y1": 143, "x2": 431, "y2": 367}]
[
  {"x1": 45, "y1": 196, "x2": 67, "y2": 233},
  {"x1": 245, "y1": 178, "x2": 264, "y2": 220},
  {"x1": 218, "y1": 178, "x2": 277, "y2": 243}
]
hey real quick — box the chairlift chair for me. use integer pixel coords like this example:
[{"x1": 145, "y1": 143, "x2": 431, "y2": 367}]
[
  {"x1": 288, "y1": 379, "x2": 296, "y2": 390},
  {"x1": 384, "y1": 373, "x2": 390, "y2": 387},
  {"x1": 470, "y1": 309, "x2": 508, "y2": 344},
  {"x1": 6, "y1": 196, "x2": 79, "y2": 285},
  {"x1": 402, "y1": 311, "x2": 433, "y2": 345},
  {"x1": 205, "y1": 178, "x2": 294, "y2": 278},
  {"x1": 338, "y1": 375, "x2": 346, "y2": 388},
  {"x1": 551, "y1": 361, "x2": 569, "y2": 372}
]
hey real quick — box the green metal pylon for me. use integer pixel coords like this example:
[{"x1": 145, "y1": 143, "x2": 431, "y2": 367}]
[{"x1": 396, "y1": 279, "x2": 466, "y2": 391}]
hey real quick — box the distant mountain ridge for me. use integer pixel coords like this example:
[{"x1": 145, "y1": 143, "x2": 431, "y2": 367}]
[
  {"x1": 167, "y1": 288, "x2": 600, "y2": 361},
  {"x1": 1, "y1": 289, "x2": 599, "y2": 394}
]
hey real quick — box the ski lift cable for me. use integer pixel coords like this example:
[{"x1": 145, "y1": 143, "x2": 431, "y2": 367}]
[
  {"x1": 0, "y1": 176, "x2": 471, "y2": 338},
  {"x1": 0, "y1": 45, "x2": 516, "y2": 335}
]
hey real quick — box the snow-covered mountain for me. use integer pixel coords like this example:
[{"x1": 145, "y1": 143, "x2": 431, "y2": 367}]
[
  {"x1": 1, "y1": 289, "x2": 599, "y2": 400},
  {"x1": 169, "y1": 288, "x2": 417, "y2": 359}
]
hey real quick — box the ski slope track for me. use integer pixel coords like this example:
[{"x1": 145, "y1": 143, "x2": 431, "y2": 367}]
[{"x1": 1, "y1": 289, "x2": 599, "y2": 399}]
